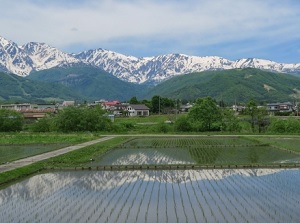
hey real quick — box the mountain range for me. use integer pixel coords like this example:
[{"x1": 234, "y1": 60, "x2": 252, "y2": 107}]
[
  {"x1": 1, "y1": 66, "x2": 299, "y2": 103},
  {"x1": 1, "y1": 35, "x2": 300, "y2": 84}
]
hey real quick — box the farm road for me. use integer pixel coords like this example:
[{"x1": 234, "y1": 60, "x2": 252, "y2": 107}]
[{"x1": 0, "y1": 136, "x2": 115, "y2": 174}]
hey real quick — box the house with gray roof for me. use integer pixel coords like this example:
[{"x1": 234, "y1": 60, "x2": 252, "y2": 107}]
[
  {"x1": 127, "y1": 104, "x2": 150, "y2": 117},
  {"x1": 267, "y1": 102, "x2": 295, "y2": 115}
]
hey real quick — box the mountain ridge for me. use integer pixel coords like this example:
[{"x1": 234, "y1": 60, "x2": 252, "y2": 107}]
[
  {"x1": 1, "y1": 35, "x2": 300, "y2": 84},
  {"x1": 147, "y1": 68, "x2": 300, "y2": 103}
]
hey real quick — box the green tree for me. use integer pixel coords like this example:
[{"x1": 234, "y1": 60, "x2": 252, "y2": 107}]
[
  {"x1": 188, "y1": 97, "x2": 222, "y2": 131},
  {"x1": 151, "y1": 95, "x2": 160, "y2": 113},
  {"x1": 245, "y1": 99, "x2": 268, "y2": 132},
  {"x1": 256, "y1": 107, "x2": 269, "y2": 133},
  {"x1": 221, "y1": 109, "x2": 241, "y2": 132},
  {"x1": 151, "y1": 95, "x2": 175, "y2": 114},
  {"x1": 0, "y1": 109, "x2": 24, "y2": 132},
  {"x1": 129, "y1": 96, "x2": 139, "y2": 104},
  {"x1": 53, "y1": 106, "x2": 112, "y2": 132},
  {"x1": 141, "y1": 99, "x2": 152, "y2": 111},
  {"x1": 245, "y1": 99, "x2": 258, "y2": 132}
]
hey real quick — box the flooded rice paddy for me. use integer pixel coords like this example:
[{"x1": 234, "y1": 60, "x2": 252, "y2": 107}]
[
  {"x1": 0, "y1": 169, "x2": 299, "y2": 223},
  {"x1": 1, "y1": 137, "x2": 300, "y2": 222},
  {"x1": 0, "y1": 143, "x2": 71, "y2": 164},
  {"x1": 94, "y1": 137, "x2": 300, "y2": 166}
]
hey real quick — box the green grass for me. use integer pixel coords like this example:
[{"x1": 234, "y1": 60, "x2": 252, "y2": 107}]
[
  {"x1": 0, "y1": 132, "x2": 99, "y2": 144},
  {"x1": 0, "y1": 136, "x2": 128, "y2": 187}
]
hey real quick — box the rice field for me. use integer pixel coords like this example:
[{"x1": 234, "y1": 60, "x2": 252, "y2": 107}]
[
  {"x1": 255, "y1": 137, "x2": 300, "y2": 153},
  {"x1": 0, "y1": 133, "x2": 98, "y2": 164},
  {"x1": 0, "y1": 169, "x2": 299, "y2": 223},
  {"x1": 94, "y1": 137, "x2": 300, "y2": 166},
  {"x1": 0, "y1": 143, "x2": 71, "y2": 164}
]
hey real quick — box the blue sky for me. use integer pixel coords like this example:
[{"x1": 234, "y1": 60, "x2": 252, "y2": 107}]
[{"x1": 1, "y1": 0, "x2": 300, "y2": 63}]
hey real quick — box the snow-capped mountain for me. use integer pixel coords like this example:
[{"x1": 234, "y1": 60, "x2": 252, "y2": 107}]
[
  {"x1": 1, "y1": 35, "x2": 300, "y2": 83},
  {"x1": 0, "y1": 36, "x2": 33, "y2": 76},
  {"x1": 0, "y1": 36, "x2": 83, "y2": 77},
  {"x1": 21, "y1": 42, "x2": 82, "y2": 71}
]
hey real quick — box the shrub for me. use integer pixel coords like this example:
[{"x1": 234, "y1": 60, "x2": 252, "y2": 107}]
[
  {"x1": 29, "y1": 117, "x2": 53, "y2": 132},
  {"x1": 267, "y1": 118, "x2": 300, "y2": 133},
  {"x1": 0, "y1": 109, "x2": 24, "y2": 132},
  {"x1": 156, "y1": 123, "x2": 171, "y2": 133},
  {"x1": 174, "y1": 116, "x2": 192, "y2": 132}
]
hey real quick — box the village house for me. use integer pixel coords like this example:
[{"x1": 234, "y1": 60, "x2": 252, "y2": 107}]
[
  {"x1": 21, "y1": 108, "x2": 56, "y2": 119},
  {"x1": 101, "y1": 100, "x2": 120, "y2": 111},
  {"x1": 112, "y1": 103, "x2": 129, "y2": 116},
  {"x1": 267, "y1": 102, "x2": 295, "y2": 115},
  {"x1": 232, "y1": 105, "x2": 246, "y2": 113},
  {"x1": 180, "y1": 103, "x2": 193, "y2": 112},
  {"x1": 127, "y1": 104, "x2": 150, "y2": 117},
  {"x1": 0, "y1": 103, "x2": 32, "y2": 110},
  {"x1": 0, "y1": 103, "x2": 57, "y2": 119},
  {"x1": 61, "y1": 101, "x2": 75, "y2": 107}
]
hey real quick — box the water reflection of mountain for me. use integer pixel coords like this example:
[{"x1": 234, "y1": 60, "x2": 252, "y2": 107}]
[
  {"x1": 97, "y1": 148, "x2": 195, "y2": 165},
  {"x1": 0, "y1": 168, "x2": 289, "y2": 203}
]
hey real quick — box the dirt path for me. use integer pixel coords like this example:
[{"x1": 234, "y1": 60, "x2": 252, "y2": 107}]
[{"x1": 0, "y1": 136, "x2": 115, "y2": 174}]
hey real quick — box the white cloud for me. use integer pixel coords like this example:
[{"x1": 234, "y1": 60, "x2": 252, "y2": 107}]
[{"x1": 0, "y1": 0, "x2": 300, "y2": 60}]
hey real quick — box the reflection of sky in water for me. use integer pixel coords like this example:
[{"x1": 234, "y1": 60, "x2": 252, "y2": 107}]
[{"x1": 0, "y1": 169, "x2": 299, "y2": 223}]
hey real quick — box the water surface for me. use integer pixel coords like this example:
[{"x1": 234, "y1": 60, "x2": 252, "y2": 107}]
[{"x1": 0, "y1": 169, "x2": 299, "y2": 223}]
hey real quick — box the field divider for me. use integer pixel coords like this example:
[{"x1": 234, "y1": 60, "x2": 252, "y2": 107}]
[{"x1": 44, "y1": 163, "x2": 300, "y2": 172}]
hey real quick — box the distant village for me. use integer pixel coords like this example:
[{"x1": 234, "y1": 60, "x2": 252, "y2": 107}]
[
  {"x1": 0, "y1": 100, "x2": 150, "y2": 121},
  {"x1": 0, "y1": 99, "x2": 298, "y2": 121}
]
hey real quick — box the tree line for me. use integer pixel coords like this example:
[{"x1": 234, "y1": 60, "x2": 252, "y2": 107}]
[{"x1": 1, "y1": 96, "x2": 300, "y2": 134}]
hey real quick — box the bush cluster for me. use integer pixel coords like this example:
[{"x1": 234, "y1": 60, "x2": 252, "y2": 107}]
[
  {"x1": 267, "y1": 118, "x2": 300, "y2": 134},
  {"x1": 0, "y1": 109, "x2": 24, "y2": 132},
  {"x1": 30, "y1": 106, "x2": 112, "y2": 133}
]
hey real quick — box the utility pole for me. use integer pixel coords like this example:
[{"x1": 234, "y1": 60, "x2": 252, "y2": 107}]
[
  {"x1": 158, "y1": 96, "x2": 160, "y2": 115},
  {"x1": 175, "y1": 99, "x2": 177, "y2": 121}
]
